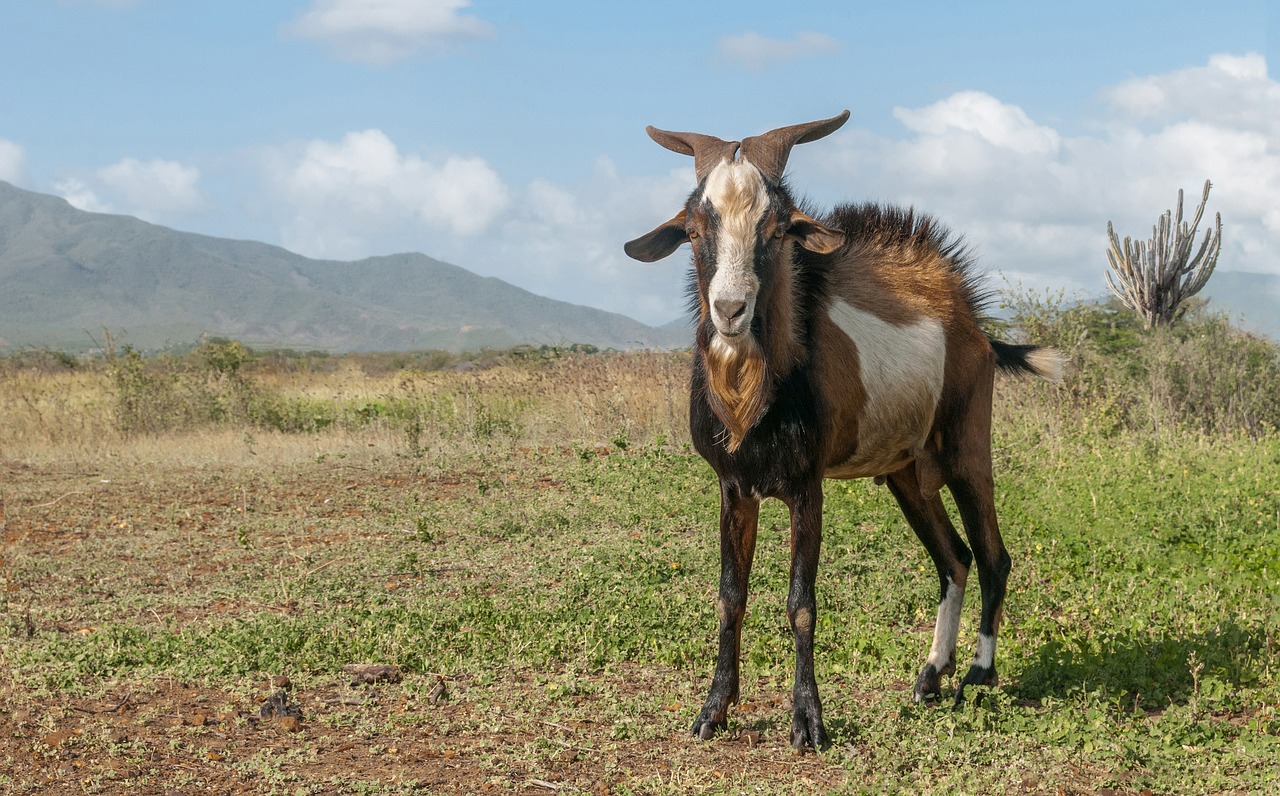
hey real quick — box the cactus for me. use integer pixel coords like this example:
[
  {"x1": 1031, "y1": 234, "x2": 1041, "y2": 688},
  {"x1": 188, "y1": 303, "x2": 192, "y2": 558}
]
[{"x1": 1104, "y1": 179, "x2": 1222, "y2": 328}]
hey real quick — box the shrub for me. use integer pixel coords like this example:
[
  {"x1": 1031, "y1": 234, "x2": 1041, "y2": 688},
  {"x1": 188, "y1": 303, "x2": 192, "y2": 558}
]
[{"x1": 1003, "y1": 288, "x2": 1279, "y2": 439}]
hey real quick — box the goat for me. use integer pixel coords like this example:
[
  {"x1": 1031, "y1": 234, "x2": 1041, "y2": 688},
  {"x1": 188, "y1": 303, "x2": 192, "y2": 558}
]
[{"x1": 624, "y1": 110, "x2": 1062, "y2": 750}]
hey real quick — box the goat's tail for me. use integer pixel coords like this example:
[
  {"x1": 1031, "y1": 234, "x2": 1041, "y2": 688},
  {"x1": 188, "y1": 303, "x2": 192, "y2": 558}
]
[{"x1": 989, "y1": 339, "x2": 1065, "y2": 382}]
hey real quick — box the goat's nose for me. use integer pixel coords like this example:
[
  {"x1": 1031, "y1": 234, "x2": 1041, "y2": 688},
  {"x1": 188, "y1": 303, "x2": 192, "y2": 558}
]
[{"x1": 714, "y1": 298, "x2": 747, "y2": 322}]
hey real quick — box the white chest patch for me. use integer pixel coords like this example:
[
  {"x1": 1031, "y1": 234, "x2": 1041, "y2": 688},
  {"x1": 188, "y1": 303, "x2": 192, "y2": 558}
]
[{"x1": 826, "y1": 298, "x2": 946, "y2": 475}]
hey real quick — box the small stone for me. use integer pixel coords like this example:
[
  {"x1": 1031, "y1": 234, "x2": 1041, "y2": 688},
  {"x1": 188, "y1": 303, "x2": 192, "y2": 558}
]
[
  {"x1": 277, "y1": 716, "x2": 303, "y2": 733},
  {"x1": 271, "y1": 675, "x2": 292, "y2": 690}
]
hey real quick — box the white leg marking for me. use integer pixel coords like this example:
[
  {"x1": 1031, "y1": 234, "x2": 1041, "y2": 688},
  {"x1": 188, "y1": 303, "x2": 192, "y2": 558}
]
[
  {"x1": 926, "y1": 577, "x2": 963, "y2": 670},
  {"x1": 972, "y1": 633, "x2": 996, "y2": 670}
]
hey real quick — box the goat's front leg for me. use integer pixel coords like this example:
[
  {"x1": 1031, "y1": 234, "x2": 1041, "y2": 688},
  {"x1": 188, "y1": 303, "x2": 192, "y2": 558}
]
[
  {"x1": 786, "y1": 478, "x2": 828, "y2": 750},
  {"x1": 692, "y1": 481, "x2": 759, "y2": 740}
]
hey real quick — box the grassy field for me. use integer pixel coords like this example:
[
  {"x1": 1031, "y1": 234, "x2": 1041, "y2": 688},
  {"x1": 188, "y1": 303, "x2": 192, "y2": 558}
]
[{"x1": 2, "y1": 338, "x2": 1279, "y2": 794}]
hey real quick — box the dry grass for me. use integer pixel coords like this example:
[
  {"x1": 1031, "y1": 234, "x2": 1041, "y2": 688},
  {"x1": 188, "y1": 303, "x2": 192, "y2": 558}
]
[{"x1": 0, "y1": 351, "x2": 692, "y2": 467}]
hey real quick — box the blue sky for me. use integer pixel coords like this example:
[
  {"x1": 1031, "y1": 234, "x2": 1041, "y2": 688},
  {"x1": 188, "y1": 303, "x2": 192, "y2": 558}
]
[{"x1": 1, "y1": 0, "x2": 1276, "y2": 325}]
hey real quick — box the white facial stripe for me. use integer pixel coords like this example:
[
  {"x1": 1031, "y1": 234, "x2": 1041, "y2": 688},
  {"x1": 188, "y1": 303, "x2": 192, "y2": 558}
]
[
  {"x1": 704, "y1": 161, "x2": 768, "y2": 271},
  {"x1": 926, "y1": 577, "x2": 964, "y2": 670},
  {"x1": 703, "y1": 161, "x2": 768, "y2": 334},
  {"x1": 827, "y1": 298, "x2": 945, "y2": 449}
]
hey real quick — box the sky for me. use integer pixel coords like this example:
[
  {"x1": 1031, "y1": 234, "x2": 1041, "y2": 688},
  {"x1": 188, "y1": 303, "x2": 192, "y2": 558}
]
[{"x1": 1, "y1": 0, "x2": 1277, "y2": 326}]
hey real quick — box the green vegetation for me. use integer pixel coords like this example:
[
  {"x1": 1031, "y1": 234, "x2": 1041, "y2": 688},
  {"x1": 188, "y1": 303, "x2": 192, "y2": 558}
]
[{"x1": 2, "y1": 302, "x2": 1278, "y2": 793}]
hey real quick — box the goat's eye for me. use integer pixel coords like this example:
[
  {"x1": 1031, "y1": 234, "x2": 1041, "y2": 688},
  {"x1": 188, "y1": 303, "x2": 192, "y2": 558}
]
[
  {"x1": 773, "y1": 227, "x2": 786, "y2": 239},
  {"x1": 688, "y1": 230, "x2": 699, "y2": 240}
]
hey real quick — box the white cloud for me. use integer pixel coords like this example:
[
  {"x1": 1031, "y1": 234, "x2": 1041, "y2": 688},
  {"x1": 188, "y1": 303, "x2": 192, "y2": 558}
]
[
  {"x1": 256, "y1": 53, "x2": 1278, "y2": 327},
  {"x1": 716, "y1": 31, "x2": 841, "y2": 73},
  {"x1": 0, "y1": 139, "x2": 26, "y2": 184},
  {"x1": 270, "y1": 129, "x2": 509, "y2": 259},
  {"x1": 786, "y1": 53, "x2": 1280, "y2": 304},
  {"x1": 457, "y1": 156, "x2": 696, "y2": 324},
  {"x1": 894, "y1": 91, "x2": 1062, "y2": 156},
  {"x1": 50, "y1": 158, "x2": 203, "y2": 222},
  {"x1": 260, "y1": 135, "x2": 696, "y2": 324},
  {"x1": 289, "y1": 0, "x2": 494, "y2": 65},
  {"x1": 1107, "y1": 53, "x2": 1280, "y2": 133},
  {"x1": 37, "y1": 53, "x2": 1268, "y2": 331},
  {"x1": 54, "y1": 178, "x2": 110, "y2": 213},
  {"x1": 98, "y1": 158, "x2": 204, "y2": 219}
]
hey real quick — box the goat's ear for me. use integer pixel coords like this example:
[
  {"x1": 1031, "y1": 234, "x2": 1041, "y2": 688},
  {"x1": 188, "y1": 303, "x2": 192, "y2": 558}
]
[
  {"x1": 624, "y1": 210, "x2": 688, "y2": 262},
  {"x1": 787, "y1": 209, "x2": 844, "y2": 254}
]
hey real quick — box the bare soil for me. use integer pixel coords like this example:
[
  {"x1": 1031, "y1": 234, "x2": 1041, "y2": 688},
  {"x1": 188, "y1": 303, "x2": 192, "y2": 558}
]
[{"x1": 1, "y1": 457, "x2": 847, "y2": 795}]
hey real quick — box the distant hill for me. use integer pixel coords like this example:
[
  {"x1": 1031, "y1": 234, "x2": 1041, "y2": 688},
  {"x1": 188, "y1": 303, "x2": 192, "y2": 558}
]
[
  {"x1": 1201, "y1": 270, "x2": 1280, "y2": 340},
  {"x1": 0, "y1": 181, "x2": 689, "y2": 353}
]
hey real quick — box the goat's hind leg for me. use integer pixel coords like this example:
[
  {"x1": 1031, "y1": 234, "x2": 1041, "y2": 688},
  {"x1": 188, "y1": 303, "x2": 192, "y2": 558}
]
[
  {"x1": 947, "y1": 466, "x2": 1009, "y2": 705},
  {"x1": 886, "y1": 465, "x2": 973, "y2": 703},
  {"x1": 944, "y1": 361, "x2": 1010, "y2": 706},
  {"x1": 692, "y1": 481, "x2": 760, "y2": 740}
]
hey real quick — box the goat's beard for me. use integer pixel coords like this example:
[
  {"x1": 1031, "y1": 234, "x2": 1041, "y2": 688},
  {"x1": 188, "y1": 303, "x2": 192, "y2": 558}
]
[{"x1": 705, "y1": 333, "x2": 769, "y2": 453}]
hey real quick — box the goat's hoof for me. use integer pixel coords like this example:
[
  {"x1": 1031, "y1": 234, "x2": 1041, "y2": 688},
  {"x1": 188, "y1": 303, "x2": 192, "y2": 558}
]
[
  {"x1": 691, "y1": 710, "x2": 727, "y2": 741},
  {"x1": 912, "y1": 663, "x2": 945, "y2": 703},
  {"x1": 790, "y1": 703, "x2": 829, "y2": 751},
  {"x1": 953, "y1": 664, "x2": 998, "y2": 708}
]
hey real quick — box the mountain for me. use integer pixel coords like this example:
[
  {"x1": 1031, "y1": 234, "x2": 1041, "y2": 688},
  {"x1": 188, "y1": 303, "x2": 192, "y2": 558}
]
[{"x1": 0, "y1": 181, "x2": 690, "y2": 353}]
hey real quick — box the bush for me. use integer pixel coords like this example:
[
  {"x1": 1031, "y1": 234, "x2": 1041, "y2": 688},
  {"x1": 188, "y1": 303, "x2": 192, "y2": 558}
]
[
  {"x1": 1003, "y1": 289, "x2": 1280, "y2": 439},
  {"x1": 108, "y1": 342, "x2": 263, "y2": 435}
]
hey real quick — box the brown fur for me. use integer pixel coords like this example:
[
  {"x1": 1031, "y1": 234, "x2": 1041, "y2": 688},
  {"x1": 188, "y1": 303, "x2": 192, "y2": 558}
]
[
  {"x1": 623, "y1": 119, "x2": 1063, "y2": 747},
  {"x1": 811, "y1": 314, "x2": 867, "y2": 465},
  {"x1": 704, "y1": 336, "x2": 769, "y2": 451}
]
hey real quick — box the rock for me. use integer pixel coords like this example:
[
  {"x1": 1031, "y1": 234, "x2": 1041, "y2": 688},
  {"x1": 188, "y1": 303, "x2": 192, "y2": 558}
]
[
  {"x1": 343, "y1": 663, "x2": 402, "y2": 685},
  {"x1": 259, "y1": 689, "x2": 303, "y2": 720}
]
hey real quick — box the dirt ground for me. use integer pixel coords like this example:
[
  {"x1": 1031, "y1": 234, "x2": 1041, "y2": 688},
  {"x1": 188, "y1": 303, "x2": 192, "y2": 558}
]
[
  {"x1": 0, "y1": 456, "x2": 847, "y2": 795},
  {"x1": 0, "y1": 671, "x2": 843, "y2": 794}
]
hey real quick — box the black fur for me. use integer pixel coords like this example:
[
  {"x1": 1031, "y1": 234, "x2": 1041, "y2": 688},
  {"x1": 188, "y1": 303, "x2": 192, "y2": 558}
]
[{"x1": 675, "y1": 197, "x2": 1050, "y2": 750}]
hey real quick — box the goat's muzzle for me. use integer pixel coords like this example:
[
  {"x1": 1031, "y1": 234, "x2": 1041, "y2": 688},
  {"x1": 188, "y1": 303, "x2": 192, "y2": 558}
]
[{"x1": 711, "y1": 294, "x2": 755, "y2": 340}]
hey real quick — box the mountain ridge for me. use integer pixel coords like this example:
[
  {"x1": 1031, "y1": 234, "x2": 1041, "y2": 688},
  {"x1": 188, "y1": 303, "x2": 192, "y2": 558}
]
[{"x1": 0, "y1": 180, "x2": 690, "y2": 352}]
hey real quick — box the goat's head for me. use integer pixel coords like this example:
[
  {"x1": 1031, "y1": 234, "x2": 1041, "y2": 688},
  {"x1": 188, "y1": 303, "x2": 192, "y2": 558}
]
[{"x1": 625, "y1": 111, "x2": 850, "y2": 346}]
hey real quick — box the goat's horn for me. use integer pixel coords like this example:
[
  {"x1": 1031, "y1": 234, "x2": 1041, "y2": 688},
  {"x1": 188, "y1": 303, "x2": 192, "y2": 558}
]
[
  {"x1": 739, "y1": 110, "x2": 850, "y2": 182},
  {"x1": 645, "y1": 126, "x2": 741, "y2": 183}
]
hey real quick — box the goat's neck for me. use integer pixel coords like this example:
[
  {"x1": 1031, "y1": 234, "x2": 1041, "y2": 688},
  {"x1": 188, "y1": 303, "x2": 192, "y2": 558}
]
[{"x1": 756, "y1": 252, "x2": 806, "y2": 377}]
